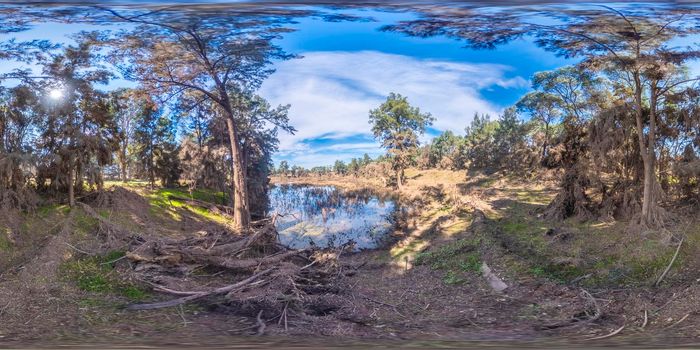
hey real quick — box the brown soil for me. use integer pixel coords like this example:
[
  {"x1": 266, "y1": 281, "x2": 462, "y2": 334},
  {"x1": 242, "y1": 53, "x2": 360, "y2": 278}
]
[{"x1": 1, "y1": 170, "x2": 699, "y2": 347}]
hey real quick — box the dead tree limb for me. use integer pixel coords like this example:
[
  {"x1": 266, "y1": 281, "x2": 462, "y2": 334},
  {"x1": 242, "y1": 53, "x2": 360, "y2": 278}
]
[
  {"x1": 655, "y1": 236, "x2": 684, "y2": 287},
  {"x1": 126, "y1": 268, "x2": 275, "y2": 310},
  {"x1": 586, "y1": 324, "x2": 625, "y2": 341}
]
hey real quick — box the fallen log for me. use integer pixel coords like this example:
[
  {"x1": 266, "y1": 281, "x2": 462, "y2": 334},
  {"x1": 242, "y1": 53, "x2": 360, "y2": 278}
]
[
  {"x1": 196, "y1": 250, "x2": 304, "y2": 271},
  {"x1": 127, "y1": 267, "x2": 275, "y2": 310}
]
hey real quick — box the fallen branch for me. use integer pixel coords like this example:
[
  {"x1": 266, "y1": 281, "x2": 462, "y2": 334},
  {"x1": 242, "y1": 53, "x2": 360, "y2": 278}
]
[
  {"x1": 586, "y1": 324, "x2": 625, "y2": 341},
  {"x1": 359, "y1": 293, "x2": 397, "y2": 308},
  {"x1": 256, "y1": 310, "x2": 266, "y2": 336},
  {"x1": 655, "y1": 236, "x2": 684, "y2": 287},
  {"x1": 64, "y1": 242, "x2": 95, "y2": 256},
  {"x1": 126, "y1": 268, "x2": 275, "y2": 310},
  {"x1": 666, "y1": 313, "x2": 690, "y2": 329},
  {"x1": 199, "y1": 250, "x2": 303, "y2": 271},
  {"x1": 641, "y1": 309, "x2": 648, "y2": 329}
]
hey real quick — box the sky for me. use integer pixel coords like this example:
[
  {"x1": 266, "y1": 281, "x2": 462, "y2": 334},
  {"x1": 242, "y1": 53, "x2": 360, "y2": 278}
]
[
  {"x1": 259, "y1": 8, "x2": 572, "y2": 167},
  {"x1": 0, "y1": 4, "x2": 577, "y2": 168}
]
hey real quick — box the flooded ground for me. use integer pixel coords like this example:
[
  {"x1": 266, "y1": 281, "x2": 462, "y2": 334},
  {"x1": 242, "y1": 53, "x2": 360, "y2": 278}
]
[{"x1": 268, "y1": 185, "x2": 395, "y2": 250}]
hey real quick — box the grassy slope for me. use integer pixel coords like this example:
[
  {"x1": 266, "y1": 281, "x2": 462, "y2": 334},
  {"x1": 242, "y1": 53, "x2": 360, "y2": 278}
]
[{"x1": 274, "y1": 168, "x2": 698, "y2": 289}]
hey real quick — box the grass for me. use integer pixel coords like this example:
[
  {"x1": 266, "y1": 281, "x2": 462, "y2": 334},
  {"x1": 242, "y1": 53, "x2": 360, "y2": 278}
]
[
  {"x1": 60, "y1": 250, "x2": 149, "y2": 301},
  {"x1": 414, "y1": 238, "x2": 482, "y2": 285},
  {"x1": 0, "y1": 227, "x2": 12, "y2": 251},
  {"x1": 72, "y1": 210, "x2": 99, "y2": 237},
  {"x1": 146, "y1": 187, "x2": 230, "y2": 224}
]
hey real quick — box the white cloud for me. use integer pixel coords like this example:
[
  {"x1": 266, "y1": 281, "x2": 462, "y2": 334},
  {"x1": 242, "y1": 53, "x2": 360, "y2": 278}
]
[{"x1": 260, "y1": 50, "x2": 527, "y2": 166}]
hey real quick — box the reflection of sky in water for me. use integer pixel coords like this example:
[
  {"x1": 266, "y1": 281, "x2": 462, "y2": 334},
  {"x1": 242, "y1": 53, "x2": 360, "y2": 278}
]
[{"x1": 268, "y1": 185, "x2": 395, "y2": 250}]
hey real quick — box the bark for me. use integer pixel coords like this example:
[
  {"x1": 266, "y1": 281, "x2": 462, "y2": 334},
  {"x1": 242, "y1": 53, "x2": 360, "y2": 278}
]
[
  {"x1": 68, "y1": 166, "x2": 75, "y2": 208},
  {"x1": 225, "y1": 114, "x2": 251, "y2": 229},
  {"x1": 541, "y1": 122, "x2": 550, "y2": 165},
  {"x1": 395, "y1": 168, "x2": 403, "y2": 190},
  {"x1": 633, "y1": 76, "x2": 662, "y2": 227},
  {"x1": 119, "y1": 146, "x2": 128, "y2": 182}
]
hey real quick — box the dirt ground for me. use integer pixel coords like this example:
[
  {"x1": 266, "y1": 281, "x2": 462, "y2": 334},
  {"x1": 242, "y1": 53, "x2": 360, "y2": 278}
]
[{"x1": 1, "y1": 170, "x2": 699, "y2": 347}]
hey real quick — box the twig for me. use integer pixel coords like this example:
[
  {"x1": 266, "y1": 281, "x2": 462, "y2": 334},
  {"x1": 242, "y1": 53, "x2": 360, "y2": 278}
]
[
  {"x1": 586, "y1": 324, "x2": 625, "y2": 340},
  {"x1": 100, "y1": 255, "x2": 127, "y2": 266},
  {"x1": 277, "y1": 301, "x2": 289, "y2": 332},
  {"x1": 300, "y1": 259, "x2": 317, "y2": 271},
  {"x1": 256, "y1": 310, "x2": 266, "y2": 336},
  {"x1": 359, "y1": 293, "x2": 405, "y2": 317},
  {"x1": 641, "y1": 309, "x2": 648, "y2": 329},
  {"x1": 177, "y1": 304, "x2": 189, "y2": 326},
  {"x1": 655, "y1": 236, "x2": 684, "y2": 287},
  {"x1": 64, "y1": 242, "x2": 94, "y2": 256},
  {"x1": 666, "y1": 313, "x2": 690, "y2": 329},
  {"x1": 570, "y1": 273, "x2": 592, "y2": 285},
  {"x1": 359, "y1": 293, "x2": 397, "y2": 308}
]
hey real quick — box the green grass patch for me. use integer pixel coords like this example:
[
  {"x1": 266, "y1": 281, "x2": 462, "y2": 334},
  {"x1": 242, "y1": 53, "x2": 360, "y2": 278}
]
[
  {"x1": 37, "y1": 204, "x2": 70, "y2": 218},
  {"x1": 71, "y1": 210, "x2": 99, "y2": 236},
  {"x1": 60, "y1": 250, "x2": 149, "y2": 301},
  {"x1": 0, "y1": 227, "x2": 12, "y2": 251},
  {"x1": 415, "y1": 238, "x2": 482, "y2": 285},
  {"x1": 147, "y1": 187, "x2": 230, "y2": 224}
]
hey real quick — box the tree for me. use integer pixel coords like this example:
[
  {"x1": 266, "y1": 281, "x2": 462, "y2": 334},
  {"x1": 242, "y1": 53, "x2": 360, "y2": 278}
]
[
  {"x1": 369, "y1": 93, "x2": 434, "y2": 189},
  {"x1": 428, "y1": 130, "x2": 462, "y2": 169},
  {"x1": 234, "y1": 94, "x2": 293, "y2": 217},
  {"x1": 0, "y1": 85, "x2": 40, "y2": 209},
  {"x1": 493, "y1": 107, "x2": 530, "y2": 171},
  {"x1": 516, "y1": 92, "x2": 561, "y2": 165},
  {"x1": 462, "y1": 113, "x2": 499, "y2": 171},
  {"x1": 108, "y1": 88, "x2": 142, "y2": 182},
  {"x1": 133, "y1": 97, "x2": 180, "y2": 188},
  {"x1": 388, "y1": 6, "x2": 700, "y2": 226},
  {"x1": 106, "y1": 8, "x2": 292, "y2": 229},
  {"x1": 278, "y1": 160, "x2": 290, "y2": 176},
  {"x1": 361, "y1": 153, "x2": 372, "y2": 167},
  {"x1": 333, "y1": 160, "x2": 347, "y2": 176},
  {"x1": 35, "y1": 41, "x2": 118, "y2": 207},
  {"x1": 348, "y1": 158, "x2": 361, "y2": 176}
]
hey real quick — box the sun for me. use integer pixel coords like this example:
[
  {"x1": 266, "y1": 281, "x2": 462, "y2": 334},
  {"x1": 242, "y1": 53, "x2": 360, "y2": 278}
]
[{"x1": 48, "y1": 88, "x2": 64, "y2": 100}]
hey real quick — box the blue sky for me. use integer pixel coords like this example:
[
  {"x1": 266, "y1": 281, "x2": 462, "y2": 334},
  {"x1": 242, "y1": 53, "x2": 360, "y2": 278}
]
[
  {"x1": 261, "y1": 8, "x2": 572, "y2": 167},
  {"x1": 0, "y1": 5, "x2": 577, "y2": 168}
]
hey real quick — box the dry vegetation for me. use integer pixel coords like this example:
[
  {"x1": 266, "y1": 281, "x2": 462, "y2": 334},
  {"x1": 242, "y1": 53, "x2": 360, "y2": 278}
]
[{"x1": 0, "y1": 168, "x2": 699, "y2": 345}]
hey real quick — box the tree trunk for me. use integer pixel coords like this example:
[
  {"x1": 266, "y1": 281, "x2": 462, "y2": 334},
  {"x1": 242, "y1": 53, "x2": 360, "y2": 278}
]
[
  {"x1": 68, "y1": 166, "x2": 75, "y2": 208},
  {"x1": 119, "y1": 146, "x2": 128, "y2": 182},
  {"x1": 541, "y1": 122, "x2": 550, "y2": 165},
  {"x1": 225, "y1": 115, "x2": 251, "y2": 230},
  {"x1": 396, "y1": 168, "x2": 403, "y2": 190},
  {"x1": 634, "y1": 75, "x2": 661, "y2": 227}
]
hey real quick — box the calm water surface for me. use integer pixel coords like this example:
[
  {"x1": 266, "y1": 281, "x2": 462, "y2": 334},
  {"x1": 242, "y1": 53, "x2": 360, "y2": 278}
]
[{"x1": 268, "y1": 185, "x2": 395, "y2": 250}]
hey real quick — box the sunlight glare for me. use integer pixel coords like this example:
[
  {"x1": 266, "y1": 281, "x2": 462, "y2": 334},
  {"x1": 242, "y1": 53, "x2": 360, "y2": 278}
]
[{"x1": 48, "y1": 88, "x2": 64, "y2": 100}]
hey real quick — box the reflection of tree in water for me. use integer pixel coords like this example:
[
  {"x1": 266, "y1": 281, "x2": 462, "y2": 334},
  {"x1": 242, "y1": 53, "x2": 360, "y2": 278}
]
[
  {"x1": 268, "y1": 185, "x2": 396, "y2": 250},
  {"x1": 269, "y1": 185, "x2": 391, "y2": 222}
]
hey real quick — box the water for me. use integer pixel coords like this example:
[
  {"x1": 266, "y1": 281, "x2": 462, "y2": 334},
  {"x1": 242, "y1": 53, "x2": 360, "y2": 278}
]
[{"x1": 268, "y1": 185, "x2": 396, "y2": 250}]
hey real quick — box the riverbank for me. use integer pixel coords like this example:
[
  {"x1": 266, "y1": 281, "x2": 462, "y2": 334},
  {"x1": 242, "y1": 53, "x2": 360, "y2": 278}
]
[
  {"x1": 272, "y1": 168, "x2": 700, "y2": 342},
  {"x1": 0, "y1": 169, "x2": 699, "y2": 345}
]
